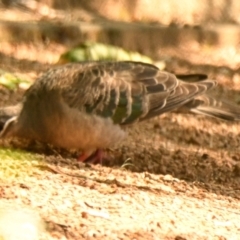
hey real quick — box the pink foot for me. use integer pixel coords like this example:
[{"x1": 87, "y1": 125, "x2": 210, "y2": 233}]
[{"x1": 78, "y1": 149, "x2": 104, "y2": 164}]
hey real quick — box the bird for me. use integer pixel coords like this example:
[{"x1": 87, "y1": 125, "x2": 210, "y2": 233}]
[{"x1": 0, "y1": 61, "x2": 239, "y2": 163}]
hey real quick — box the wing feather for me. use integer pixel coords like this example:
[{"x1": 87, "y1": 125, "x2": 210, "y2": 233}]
[{"x1": 38, "y1": 61, "x2": 217, "y2": 125}]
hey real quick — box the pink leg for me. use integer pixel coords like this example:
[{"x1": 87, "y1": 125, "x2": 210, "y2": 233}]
[
  {"x1": 78, "y1": 152, "x2": 91, "y2": 162},
  {"x1": 78, "y1": 149, "x2": 104, "y2": 164}
]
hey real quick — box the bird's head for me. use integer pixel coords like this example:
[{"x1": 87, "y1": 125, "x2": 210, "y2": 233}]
[{"x1": 0, "y1": 116, "x2": 18, "y2": 139}]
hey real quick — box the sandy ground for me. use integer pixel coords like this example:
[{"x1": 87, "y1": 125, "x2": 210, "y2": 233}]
[{"x1": 0, "y1": 10, "x2": 240, "y2": 239}]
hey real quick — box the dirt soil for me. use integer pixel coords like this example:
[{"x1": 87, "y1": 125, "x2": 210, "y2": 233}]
[{"x1": 1, "y1": 18, "x2": 240, "y2": 240}]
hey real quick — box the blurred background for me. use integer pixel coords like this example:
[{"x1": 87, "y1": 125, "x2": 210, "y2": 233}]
[{"x1": 0, "y1": 0, "x2": 240, "y2": 102}]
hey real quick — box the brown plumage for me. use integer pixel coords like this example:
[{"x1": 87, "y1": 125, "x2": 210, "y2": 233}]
[{"x1": 0, "y1": 61, "x2": 239, "y2": 162}]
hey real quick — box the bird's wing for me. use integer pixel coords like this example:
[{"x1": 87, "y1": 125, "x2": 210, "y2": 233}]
[{"x1": 59, "y1": 61, "x2": 216, "y2": 125}]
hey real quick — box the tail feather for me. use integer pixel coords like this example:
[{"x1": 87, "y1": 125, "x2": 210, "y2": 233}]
[{"x1": 178, "y1": 95, "x2": 240, "y2": 121}]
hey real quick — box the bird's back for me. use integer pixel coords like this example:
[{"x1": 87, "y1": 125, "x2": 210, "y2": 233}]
[
  {"x1": 26, "y1": 62, "x2": 216, "y2": 125},
  {"x1": 0, "y1": 61, "x2": 222, "y2": 151}
]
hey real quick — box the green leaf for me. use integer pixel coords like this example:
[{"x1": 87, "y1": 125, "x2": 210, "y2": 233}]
[
  {"x1": 0, "y1": 70, "x2": 31, "y2": 90},
  {"x1": 58, "y1": 41, "x2": 154, "y2": 64}
]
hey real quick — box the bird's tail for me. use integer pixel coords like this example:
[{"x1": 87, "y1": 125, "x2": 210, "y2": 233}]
[
  {"x1": 174, "y1": 73, "x2": 240, "y2": 121},
  {"x1": 177, "y1": 95, "x2": 240, "y2": 121}
]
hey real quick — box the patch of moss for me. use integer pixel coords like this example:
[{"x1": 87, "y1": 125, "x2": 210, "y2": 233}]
[{"x1": 0, "y1": 148, "x2": 43, "y2": 179}]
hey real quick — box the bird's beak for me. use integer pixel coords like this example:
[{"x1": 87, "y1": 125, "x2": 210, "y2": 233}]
[{"x1": 0, "y1": 116, "x2": 18, "y2": 139}]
